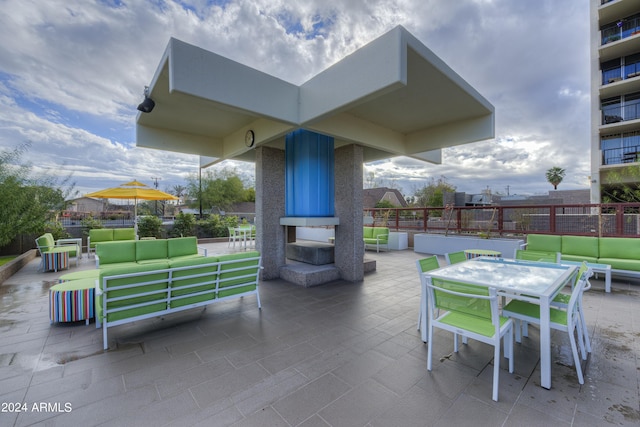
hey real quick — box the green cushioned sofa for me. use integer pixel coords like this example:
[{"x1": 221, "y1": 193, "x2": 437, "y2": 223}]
[
  {"x1": 88, "y1": 228, "x2": 137, "y2": 257},
  {"x1": 525, "y1": 234, "x2": 640, "y2": 285},
  {"x1": 95, "y1": 248, "x2": 262, "y2": 349},
  {"x1": 95, "y1": 237, "x2": 206, "y2": 267}
]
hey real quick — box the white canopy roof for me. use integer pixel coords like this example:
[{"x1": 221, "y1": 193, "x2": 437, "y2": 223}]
[{"x1": 136, "y1": 25, "x2": 494, "y2": 168}]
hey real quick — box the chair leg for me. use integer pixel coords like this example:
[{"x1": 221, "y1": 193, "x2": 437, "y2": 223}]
[
  {"x1": 579, "y1": 305, "x2": 591, "y2": 353},
  {"x1": 568, "y1": 327, "x2": 585, "y2": 384},
  {"x1": 514, "y1": 319, "x2": 522, "y2": 343},
  {"x1": 492, "y1": 343, "x2": 500, "y2": 401},
  {"x1": 427, "y1": 324, "x2": 434, "y2": 371}
]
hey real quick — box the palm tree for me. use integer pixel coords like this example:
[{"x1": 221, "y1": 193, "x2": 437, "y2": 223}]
[{"x1": 546, "y1": 166, "x2": 566, "y2": 190}]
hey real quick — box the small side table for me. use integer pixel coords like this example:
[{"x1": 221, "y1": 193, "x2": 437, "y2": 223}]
[{"x1": 464, "y1": 249, "x2": 502, "y2": 259}]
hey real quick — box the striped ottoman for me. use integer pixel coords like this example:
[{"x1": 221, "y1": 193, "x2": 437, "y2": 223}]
[
  {"x1": 49, "y1": 278, "x2": 95, "y2": 325},
  {"x1": 42, "y1": 251, "x2": 69, "y2": 272}
]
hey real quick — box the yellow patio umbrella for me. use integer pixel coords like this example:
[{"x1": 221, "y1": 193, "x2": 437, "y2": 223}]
[{"x1": 85, "y1": 180, "x2": 178, "y2": 234}]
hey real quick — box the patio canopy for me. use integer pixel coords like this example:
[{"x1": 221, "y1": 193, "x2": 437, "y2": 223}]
[{"x1": 135, "y1": 25, "x2": 494, "y2": 168}]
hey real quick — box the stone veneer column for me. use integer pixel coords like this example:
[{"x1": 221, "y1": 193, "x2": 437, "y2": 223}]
[
  {"x1": 255, "y1": 146, "x2": 286, "y2": 279},
  {"x1": 334, "y1": 144, "x2": 364, "y2": 282}
]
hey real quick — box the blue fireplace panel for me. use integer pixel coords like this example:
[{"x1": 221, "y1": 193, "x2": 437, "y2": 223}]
[{"x1": 285, "y1": 129, "x2": 334, "y2": 217}]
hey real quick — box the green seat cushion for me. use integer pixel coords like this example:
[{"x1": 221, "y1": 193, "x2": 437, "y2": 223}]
[
  {"x1": 527, "y1": 234, "x2": 561, "y2": 253},
  {"x1": 113, "y1": 228, "x2": 136, "y2": 241},
  {"x1": 59, "y1": 269, "x2": 100, "y2": 282},
  {"x1": 503, "y1": 300, "x2": 567, "y2": 326},
  {"x1": 597, "y1": 258, "x2": 640, "y2": 272},
  {"x1": 216, "y1": 251, "x2": 260, "y2": 298},
  {"x1": 89, "y1": 229, "x2": 114, "y2": 247},
  {"x1": 167, "y1": 237, "x2": 198, "y2": 258},
  {"x1": 363, "y1": 227, "x2": 373, "y2": 238},
  {"x1": 96, "y1": 241, "x2": 136, "y2": 265},
  {"x1": 136, "y1": 239, "x2": 168, "y2": 262},
  {"x1": 561, "y1": 254, "x2": 598, "y2": 264},
  {"x1": 51, "y1": 278, "x2": 96, "y2": 292},
  {"x1": 36, "y1": 234, "x2": 55, "y2": 251},
  {"x1": 561, "y1": 236, "x2": 599, "y2": 259}
]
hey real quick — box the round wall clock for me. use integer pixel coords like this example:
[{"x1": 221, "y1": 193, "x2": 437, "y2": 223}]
[{"x1": 245, "y1": 130, "x2": 255, "y2": 147}]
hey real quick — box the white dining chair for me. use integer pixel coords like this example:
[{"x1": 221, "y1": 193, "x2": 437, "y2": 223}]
[
  {"x1": 502, "y1": 265, "x2": 590, "y2": 384},
  {"x1": 426, "y1": 277, "x2": 514, "y2": 402}
]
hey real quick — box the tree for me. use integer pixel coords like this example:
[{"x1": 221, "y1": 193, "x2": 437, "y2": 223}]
[
  {"x1": 0, "y1": 144, "x2": 76, "y2": 247},
  {"x1": 187, "y1": 167, "x2": 253, "y2": 212},
  {"x1": 601, "y1": 164, "x2": 640, "y2": 203},
  {"x1": 413, "y1": 176, "x2": 456, "y2": 207},
  {"x1": 546, "y1": 166, "x2": 566, "y2": 190}
]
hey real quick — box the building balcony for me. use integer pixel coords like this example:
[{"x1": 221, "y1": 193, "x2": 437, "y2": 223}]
[{"x1": 602, "y1": 144, "x2": 640, "y2": 166}]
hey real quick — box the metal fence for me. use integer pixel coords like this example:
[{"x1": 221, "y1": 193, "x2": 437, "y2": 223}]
[{"x1": 364, "y1": 203, "x2": 640, "y2": 238}]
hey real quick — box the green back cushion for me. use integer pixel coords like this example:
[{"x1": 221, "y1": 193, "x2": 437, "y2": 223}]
[
  {"x1": 217, "y1": 251, "x2": 260, "y2": 297},
  {"x1": 599, "y1": 237, "x2": 640, "y2": 259},
  {"x1": 371, "y1": 228, "x2": 389, "y2": 242},
  {"x1": 37, "y1": 234, "x2": 54, "y2": 250},
  {"x1": 561, "y1": 236, "x2": 599, "y2": 258},
  {"x1": 90, "y1": 229, "x2": 114, "y2": 244},
  {"x1": 167, "y1": 237, "x2": 198, "y2": 258},
  {"x1": 527, "y1": 234, "x2": 561, "y2": 252},
  {"x1": 97, "y1": 262, "x2": 170, "y2": 322},
  {"x1": 136, "y1": 239, "x2": 168, "y2": 261},
  {"x1": 363, "y1": 227, "x2": 373, "y2": 238},
  {"x1": 113, "y1": 228, "x2": 136, "y2": 241},
  {"x1": 169, "y1": 256, "x2": 219, "y2": 307},
  {"x1": 97, "y1": 241, "x2": 136, "y2": 265}
]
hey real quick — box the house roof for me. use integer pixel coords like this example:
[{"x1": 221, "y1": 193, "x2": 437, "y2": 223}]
[
  {"x1": 136, "y1": 25, "x2": 494, "y2": 168},
  {"x1": 363, "y1": 187, "x2": 408, "y2": 209}
]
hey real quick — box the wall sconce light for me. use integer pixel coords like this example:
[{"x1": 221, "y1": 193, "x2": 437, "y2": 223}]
[{"x1": 137, "y1": 86, "x2": 155, "y2": 113}]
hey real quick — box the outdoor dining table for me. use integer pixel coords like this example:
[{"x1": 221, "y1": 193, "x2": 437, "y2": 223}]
[
  {"x1": 234, "y1": 226, "x2": 254, "y2": 249},
  {"x1": 421, "y1": 256, "x2": 577, "y2": 390}
]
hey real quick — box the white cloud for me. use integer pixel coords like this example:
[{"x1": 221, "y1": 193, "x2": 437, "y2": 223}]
[{"x1": 0, "y1": 0, "x2": 591, "y2": 198}]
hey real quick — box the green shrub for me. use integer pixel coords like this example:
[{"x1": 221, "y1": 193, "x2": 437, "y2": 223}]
[
  {"x1": 200, "y1": 214, "x2": 238, "y2": 238},
  {"x1": 171, "y1": 212, "x2": 196, "y2": 237},
  {"x1": 137, "y1": 216, "x2": 163, "y2": 238},
  {"x1": 80, "y1": 216, "x2": 103, "y2": 236}
]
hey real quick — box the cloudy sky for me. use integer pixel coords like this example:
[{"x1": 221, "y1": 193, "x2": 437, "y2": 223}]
[{"x1": 0, "y1": 0, "x2": 590, "y2": 199}]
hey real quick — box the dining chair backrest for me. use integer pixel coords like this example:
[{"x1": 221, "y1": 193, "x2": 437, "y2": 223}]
[
  {"x1": 416, "y1": 256, "x2": 440, "y2": 275},
  {"x1": 514, "y1": 249, "x2": 560, "y2": 263},
  {"x1": 429, "y1": 278, "x2": 495, "y2": 325},
  {"x1": 445, "y1": 251, "x2": 467, "y2": 265},
  {"x1": 574, "y1": 261, "x2": 592, "y2": 291}
]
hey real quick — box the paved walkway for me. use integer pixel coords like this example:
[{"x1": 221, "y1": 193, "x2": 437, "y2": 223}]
[{"x1": 0, "y1": 242, "x2": 639, "y2": 426}]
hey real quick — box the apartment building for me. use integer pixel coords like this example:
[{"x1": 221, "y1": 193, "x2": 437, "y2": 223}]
[{"x1": 591, "y1": 0, "x2": 640, "y2": 202}]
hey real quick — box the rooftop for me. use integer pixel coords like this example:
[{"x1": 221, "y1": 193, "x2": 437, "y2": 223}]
[{"x1": 1, "y1": 242, "x2": 639, "y2": 426}]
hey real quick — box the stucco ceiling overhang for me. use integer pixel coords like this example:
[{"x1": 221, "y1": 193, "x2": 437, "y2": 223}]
[{"x1": 136, "y1": 25, "x2": 494, "y2": 168}]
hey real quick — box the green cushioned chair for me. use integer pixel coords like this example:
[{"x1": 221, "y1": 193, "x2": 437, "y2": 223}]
[{"x1": 363, "y1": 226, "x2": 389, "y2": 253}]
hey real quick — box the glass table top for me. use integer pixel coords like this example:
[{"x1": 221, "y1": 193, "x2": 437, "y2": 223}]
[{"x1": 427, "y1": 257, "x2": 577, "y2": 297}]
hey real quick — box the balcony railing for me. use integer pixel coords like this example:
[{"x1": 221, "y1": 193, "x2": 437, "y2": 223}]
[
  {"x1": 602, "y1": 144, "x2": 640, "y2": 165},
  {"x1": 601, "y1": 16, "x2": 640, "y2": 45},
  {"x1": 364, "y1": 204, "x2": 640, "y2": 238},
  {"x1": 602, "y1": 103, "x2": 640, "y2": 124}
]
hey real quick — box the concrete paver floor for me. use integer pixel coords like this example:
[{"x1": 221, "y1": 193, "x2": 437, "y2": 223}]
[{"x1": 0, "y1": 242, "x2": 639, "y2": 426}]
